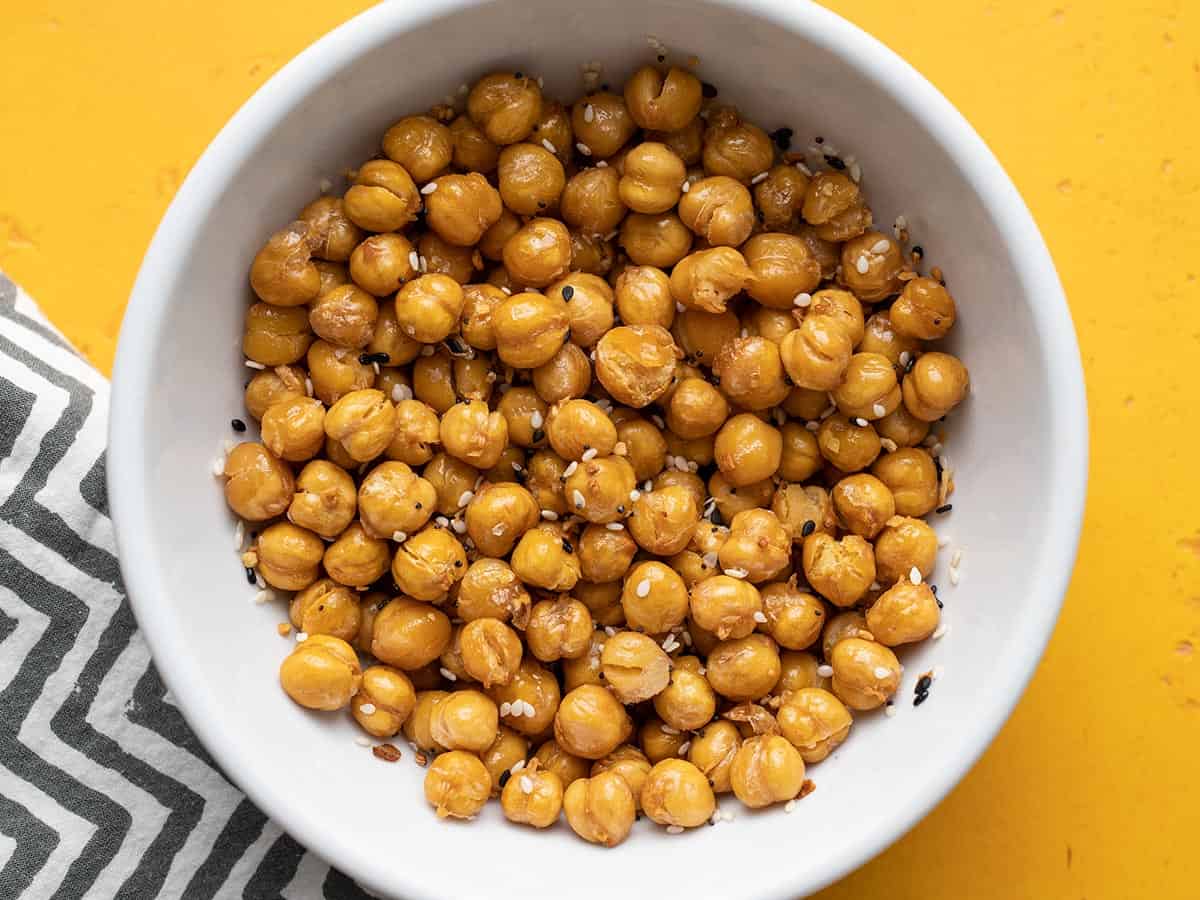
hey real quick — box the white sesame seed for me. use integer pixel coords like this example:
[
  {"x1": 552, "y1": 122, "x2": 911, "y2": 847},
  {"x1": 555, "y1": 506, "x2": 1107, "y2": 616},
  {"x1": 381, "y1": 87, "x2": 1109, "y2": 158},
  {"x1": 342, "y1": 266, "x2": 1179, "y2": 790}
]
[
  {"x1": 539, "y1": 138, "x2": 558, "y2": 155},
  {"x1": 595, "y1": 159, "x2": 608, "y2": 168},
  {"x1": 660, "y1": 724, "x2": 680, "y2": 735},
  {"x1": 880, "y1": 437, "x2": 898, "y2": 452},
  {"x1": 253, "y1": 589, "x2": 272, "y2": 605},
  {"x1": 440, "y1": 667, "x2": 457, "y2": 681},
  {"x1": 500, "y1": 286, "x2": 511, "y2": 295},
  {"x1": 849, "y1": 161, "x2": 862, "y2": 183},
  {"x1": 723, "y1": 567, "x2": 749, "y2": 579},
  {"x1": 784, "y1": 799, "x2": 796, "y2": 813},
  {"x1": 458, "y1": 490, "x2": 474, "y2": 507},
  {"x1": 355, "y1": 735, "x2": 372, "y2": 747},
  {"x1": 391, "y1": 383, "x2": 410, "y2": 403},
  {"x1": 909, "y1": 566, "x2": 922, "y2": 585},
  {"x1": 871, "y1": 239, "x2": 891, "y2": 254},
  {"x1": 420, "y1": 181, "x2": 438, "y2": 195},
  {"x1": 650, "y1": 414, "x2": 665, "y2": 429},
  {"x1": 817, "y1": 664, "x2": 834, "y2": 677},
  {"x1": 419, "y1": 255, "x2": 428, "y2": 273},
  {"x1": 795, "y1": 161, "x2": 814, "y2": 176},
  {"x1": 805, "y1": 421, "x2": 820, "y2": 432},
  {"x1": 359, "y1": 702, "x2": 377, "y2": 715},
  {"x1": 540, "y1": 510, "x2": 559, "y2": 520},
  {"x1": 372, "y1": 361, "x2": 380, "y2": 375},
  {"x1": 666, "y1": 825, "x2": 684, "y2": 834},
  {"x1": 753, "y1": 611, "x2": 768, "y2": 624},
  {"x1": 583, "y1": 103, "x2": 595, "y2": 123},
  {"x1": 873, "y1": 665, "x2": 891, "y2": 679},
  {"x1": 530, "y1": 410, "x2": 544, "y2": 429},
  {"x1": 793, "y1": 292, "x2": 812, "y2": 308},
  {"x1": 581, "y1": 447, "x2": 599, "y2": 462},
  {"x1": 522, "y1": 700, "x2": 537, "y2": 717},
  {"x1": 702, "y1": 551, "x2": 718, "y2": 568},
  {"x1": 604, "y1": 626, "x2": 617, "y2": 637},
  {"x1": 750, "y1": 171, "x2": 769, "y2": 184},
  {"x1": 677, "y1": 741, "x2": 691, "y2": 756},
  {"x1": 304, "y1": 376, "x2": 314, "y2": 397},
  {"x1": 451, "y1": 518, "x2": 467, "y2": 534},
  {"x1": 635, "y1": 579, "x2": 651, "y2": 598},
  {"x1": 679, "y1": 180, "x2": 691, "y2": 193},
  {"x1": 899, "y1": 351, "x2": 912, "y2": 368},
  {"x1": 491, "y1": 522, "x2": 506, "y2": 536},
  {"x1": 932, "y1": 623, "x2": 949, "y2": 640},
  {"x1": 872, "y1": 403, "x2": 887, "y2": 417},
  {"x1": 870, "y1": 581, "x2": 881, "y2": 591},
  {"x1": 295, "y1": 632, "x2": 308, "y2": 642},
  {"x1": 563, "y1": 461, "x2": 578, "y2": 480},
  {"x1": 853, "y1": 417, "x2": 868, "y2": 427},
  {"x1": 244, "y1": 359, "x2": 266, "y2": 370},
  {"x1": 499, "y1": 701, "x2": 512, "y2": 716},
  {"x1": 576, "y1": 142, "x2": 592, "y2": 156},
  {"x1": 573, "y1": 490, "x2": 586, "y2": 509},
  {"x1": 255, "y1": 574, "x2": 265, "y2": 589},
  {"x1": 510, "y1": 759, "x2": 526, "y2": 772},
  {"x1": 949, "y1": 567, "x2": 961, "y2": 586},
  {"x1": 613, "y1": 441, "x2": 627, "y2": 456},
  {"x1": 606, "y1": 522, "x2": 625, "y2": 531},
  {"x1": 643, "y1": 480, "x2": 653, "y2": 493},
  {"x1": 515, "y1": 774, "x2": 533, "y2": 794},
  {"x1": 855, "y1": 255, "x2": 870, "y2": 274},
  {"x1": 435, "y1": 515, "x2": 450, "y2": 527},
  {"x1": 661, "y1": 636, "x2": 680, "y2": 653},
  {"x1": 951, "y1": 548, "x2": 963, "y2": 568},
  {"x1": 391, "y1": 530, "x2": 408, "y2": 544},
  {"x1": 234, "y1": 520, "x2": 245, "y2": 549},
  {"x1": 895, "y1": 214, "x2": 908, "y2": 230},
  {"x1": 885, "y1": 703, "x2": 897, "y2": 718}
]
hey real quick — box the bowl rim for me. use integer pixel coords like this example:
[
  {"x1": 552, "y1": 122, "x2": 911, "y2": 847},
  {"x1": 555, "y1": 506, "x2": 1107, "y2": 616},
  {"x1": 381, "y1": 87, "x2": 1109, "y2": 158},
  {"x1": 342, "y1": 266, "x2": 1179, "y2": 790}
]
[{"x1": 108, "y1": 1, "x2": 1088, "y2": 896}]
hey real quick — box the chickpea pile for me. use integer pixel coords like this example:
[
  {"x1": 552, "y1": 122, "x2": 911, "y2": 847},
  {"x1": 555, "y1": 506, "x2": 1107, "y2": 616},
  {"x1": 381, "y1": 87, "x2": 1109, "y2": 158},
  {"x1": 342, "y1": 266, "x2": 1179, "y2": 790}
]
[{"x1": 226, "y1": 64, "x2": 968, "y2": 845}]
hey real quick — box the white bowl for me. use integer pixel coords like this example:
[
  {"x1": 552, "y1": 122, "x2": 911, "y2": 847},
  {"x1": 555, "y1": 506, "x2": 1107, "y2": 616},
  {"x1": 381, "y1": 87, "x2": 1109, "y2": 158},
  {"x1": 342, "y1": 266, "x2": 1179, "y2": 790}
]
[{"x1": 108, "y1": 1, "x2": 1087, "y2": 897}]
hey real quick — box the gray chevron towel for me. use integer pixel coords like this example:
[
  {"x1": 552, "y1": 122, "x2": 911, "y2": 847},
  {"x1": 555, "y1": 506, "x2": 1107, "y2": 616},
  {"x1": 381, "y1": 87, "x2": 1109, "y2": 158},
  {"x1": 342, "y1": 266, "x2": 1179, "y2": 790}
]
[{"x1": 0, "y1": 273, "x2": 374, "y2": 899}]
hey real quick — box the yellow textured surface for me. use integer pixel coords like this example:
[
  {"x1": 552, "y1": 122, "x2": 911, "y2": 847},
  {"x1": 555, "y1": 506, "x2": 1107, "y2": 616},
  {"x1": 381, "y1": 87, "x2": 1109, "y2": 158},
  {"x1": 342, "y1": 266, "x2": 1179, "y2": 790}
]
[{"x1": 1, "y1": 2, "x2": 1197, "y2": 897}]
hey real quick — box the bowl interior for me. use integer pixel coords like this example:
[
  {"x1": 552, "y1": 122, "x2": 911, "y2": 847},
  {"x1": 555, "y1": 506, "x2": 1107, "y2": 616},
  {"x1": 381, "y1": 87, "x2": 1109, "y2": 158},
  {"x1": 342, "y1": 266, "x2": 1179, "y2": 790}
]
[{"x1": 110, "y1": 1, "x2": 1085, "y2": 898}]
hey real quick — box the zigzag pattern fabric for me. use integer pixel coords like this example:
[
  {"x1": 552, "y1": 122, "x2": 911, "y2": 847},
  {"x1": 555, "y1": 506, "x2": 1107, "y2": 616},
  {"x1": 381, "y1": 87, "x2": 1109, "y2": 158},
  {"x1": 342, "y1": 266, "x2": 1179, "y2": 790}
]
[{"x1": 0, "y1": 273, "x2": 373, "y2": 899}]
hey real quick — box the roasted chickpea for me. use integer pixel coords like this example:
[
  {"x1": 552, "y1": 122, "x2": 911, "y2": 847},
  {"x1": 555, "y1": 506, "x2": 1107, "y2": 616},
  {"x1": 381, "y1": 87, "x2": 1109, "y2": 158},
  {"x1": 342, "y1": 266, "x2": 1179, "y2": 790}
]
[
  {"x1": 832, "y1": 353, "x2": 901, "y2": 422},
  {"x1": 562, "y1": 634, "x2": 605, "y2": 692},
  {"x1": 481, "y1": 727, "x2": 530, "y2": 794},
  {"x1": 492, "y1": 389, "x2": 546, "y2": 452},
  {"x1": 591, "y1": 745, "x2": 652, "y2": 811},
  {"x1": 493, "y1": 290, "x2": 571, "y2": 368},
  {"x1": 570, "y1": 230, "x2": 616, "y2": 276},
  {"x1": 805, "y1": 286, "x2": 864, "y2": 345},
  {"x1": 467, "y1": 72, "x2": 542, "y2": 146},
  {"x1": 249, "y1": 221, "x2": 321, "y2": 307},
  {"x1": 713, "y1": 336, "x2": 790, "y2": 410},
  {"x1": 298, "y1": 196, "x2": 363, "y2": 263},
  {"x1": 717, "y1": 509, "x2": 790, "y2": 584},
  {"x1": 648, "y1": 116, "x2": 703, "y2": 166},
  {"x1": 458, "y1": 283, "x2": 505, "y2": 352},
  {"x1": 563, "y1": 770, "x2": 636, "y2": 847},
  {"x1": 258, "y1": 396, "x2": 324, "y2": 462},
  {"x1": 289, "y1": 578, "x2": 361, "y2": 642},
  {"x1": 404, "y1": 690, "x2": 450, "y2": 751},
  {"x1": 677, "y1": 175, "x2": 755, "y2": 246},
  {"x1": 688, "y1": 720, "x2": 741, "y2": 793},
  {"x1": 571, "y1": 92, "x2": 636, "y2": 160},
  {"x1": 730, "y1": 734, "x2": 806, "y2": 808},
  {"x1": 653, "y1": 469, "x2": 706, "y2": 506},
  {"x1": 424, "y1": 750, "x2": 491, "y2": 819},
  {"x1": 351, "y1": 664, "x2": 416, "y2": 737},
  {"x1": 553, "y1": 273, "x2": 614, "y2": 348},
  {"x1": 705, "y1": 633, "x2": 781, "y2": 701},
  {"x1": 772, "y1": 483, "x2": 837, "y2": 542},
  {"x1": 511, "y1": 523, "x2": 581, "y2": 591},
  {"x1": 628, "y1": 484, "x2": 700, "y2": 556},
  {"x1": 324, "y1": 388, "x2": 396, "y2": 462},
  {"x1": 429, "y1": 689, "x2": 500, "y2": 752},
  {"x1": 306, "y1": 284, "x2": 377, "y2": 350},
  {"x1": 554, "y1": 684, "x2": 632, "y2": 760},
  {"x1": 595, "y1": 632, "x2": 667, "y2": 704},
  {"x1": 366, "y1": 306, "x2": 422, "y2": 369},
  {"x1": 689, "y1": 574, "x2": 762, "y2": 640},
  {"x1": 890, "y1": 276, "x2": 956, "y2": 340},
  {"x1": 390, "y1": 274, "x2": 462, "y2": 344},
  {"x1": 866, "y1": 580, "x2": 940, "y2": 646},
  {"x1": 371, "y1": 596, "x2": 452, "y2": 669},
  {"x1": 751, "y1": 163, "x2": 806, "y2": 229},
  {"x1": 714, "y1": 414, "x2": 782, "y2": 487},
  {"x1": 612, "y1": 265, "x2": 671, "y2": 329},
  {"x1": 801, "y1": 532, "x2": 876, "y2": 608},
  {"x1": 856, "y1": 314, "x2": 915, "y2": 369},
  {"x1": 619, "y1": 211, "x2": 692, "y2": 268},
  {"x1": 802, "y1": 171, "x2": 863, "y2": 230},
  {"x1": 436, "y1": 399, "x2": 506, "y2": 470},
  {"x1": 343, "y1": 160, "x2": 421, "y2": 232},
  {"x1": 314, "y1": 259, "x2": 351, "y2": 296},
  {"x1": 872, "y1": 448, "x2": 939, "y2": 516},
  {"x1": 501, "y1": 763, "x2": 564, "y2": 828},
  {"x1": 779, "y1": 316, "x2": 852, "y2": 391},
  {"x1": 573, "y1": 524, "x2": 636, "y2": 584},
  {"x1": 759, "y1": 582, "x2": 824, "y2": 651},
  {"x1": 384, "y1": 398, "x2": 439, "y2": 465},
  {"x1": 252, "y1": 521, "x2": 323, "y2": 590},
  {"x1": 419, "y1": 231, "x2": 478, "y2": 285},
  {"x1": 819, "y1": 608, "x2": 872, "y2": 660},
  {"x1": 840, "y1": 231, "x2": 904, "y2": 301},
  {"x1": 323, "y1": 521, "x2": 390, "y2": 588},
  {"x1": 816, "y1": 414, "x2": 882, "y2": 473},
  {"x1": 532, "y1": 342, "x2": 592, "y2": 404},
  {"x1": 742, "y1": 306, "x2": 794, "y2": 346},
  {"x1": 461, "y1": 482, "x2": 536, "y2": 557},
  {"x1": 615, "y1": 142, "x2": 685, "y2": 213},
  {"x1": 653, "y1": 663, "x2": 717, "y2": 732},
  {"x1": 671, "y1": 309, "x2": 738, "y2": 368},
  {"x1": 664, "y1": 377, "x2": 727, "y2": 440},
  {"x1": 779, "y1": 386, "x2": 826, "y2": 421},
  {"x1": 526, "y1": 596, "x2": 593, "y2": 662},
  {"x1": 641, "y1": 759, "x2": 716, "y2": 828},
  {"x1": 613, "y1": 417, "x2": 665, "y2": 482},
  {"x1": 902, "y1": 352, "x2": 970, "y2": 422},
  {"x1": 381, "y1": 115, "x2": 452, "y2": 183},
  {"x1": 502, "y1": 218, "x2": 572, "y2": 288},
  {"x1": 449, "y1": 114, "x2": 501, "y2": 173},
  {"x1": 307, "y1": 340, "x2": 374, "y2": 405},
  {"x1": 741, "y1": 232, "x2": 822, "y2": 309},
  {"x1": 640, "y1": 716, "x2": 688, "y2": 763},
  {"x1": 702, "y1": 110, "x2": 774, "y2": 183},
  {"x1": 560, "y1": 166, "x2": 626, "y2": 236},
  {"x1": 543, "y1": 398, "x2": 614, "y2": 461},
  {"x1": 564, "y1": 457, "x2": 637, "y2": 525},
  {"x1": 668, "y1": 247, "x2": 752, "y2": 315},
  {"x1": 874, "y1": 515, "x2": 938, "y2": 585},
  {"x1": 244, "y1": 366, "x2": 305, "y2": 420},
  {"x1": 577, "y1": 580, "x2": 625, "y2": 628},
  {"x1": 524, "y1": 450, "x2": 567, "y2": 515},
  {"x1": 829, "y1": 473, "x2": 895, "y2": 539},
  {"x1": 457, "y1": 558, "x2": 531, "y2": 625},
  {"x1": 479, "y1": 209, "x2": 522, "y2": 262},
  {"x1": 423, "y1": 172, "x2": 503, "y2": 247},
  {"x1": 223, "y1": 442, "x2": 294, "y2": 521},
  {"x1": 830, "y1": 637, "x2": 900, "y2": 710},
  {"x1": 243, "y1": 302, "x2": 314, "y2": 367},
  {"x1": 594, "y1": 325, "x2": 679, "y2": 408},
  {"x1": 279, "y1": 634, "x2": 361, "y2": 710},
  {"x1": 354, "y1": 461, "x2": 433, "y2": 539},
  {"x1": 391, "y1": 524, "x2": 467, "y2": 601},
  {"x1": 622, "y1": 65, "x2": 702, "y2": 132},
  {"x1": 498, "y1": 142, "x2": 566, "y2": 216},
  {"x1": 777, "y1": 650, "x2": 830, "y2": 696},
  {"x1": 423, "y1": 452, "x2": 479, "y2": 515},
  {"x1": 773, "y1": 424, "x2": 821, "y2": 484},
  {"x1": 615, "y1": 561, "x2": 686, "y2": 634},
  {"x1": 529, "y1": 740, "x2": 587, "y2": 790}
]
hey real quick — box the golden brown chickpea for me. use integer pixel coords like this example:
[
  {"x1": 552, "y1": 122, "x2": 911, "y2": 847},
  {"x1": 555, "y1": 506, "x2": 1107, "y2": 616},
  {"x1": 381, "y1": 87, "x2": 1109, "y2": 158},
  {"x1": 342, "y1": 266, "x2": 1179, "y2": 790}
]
[
  {"x1": 255, "y1": 522, "x2": 324, "y2": 590},
  {"x1": 511, "y1": 523, "x2": 581, "y2": 591},
  {"x1": 600, "y1": 630, "x2": 671, "y2": 704},
  {"x1": 223, "y1": 442, "x2": 293, "y2": 521},
  {"x1": 372, "y1": 596, "x2": 452, "y2": 669},
  {"x1": 355, "y1": 461, "x2": 433, "y2": 539},
  {"x1": 688, "y1": 720, "x2": 741, "y2": 793},
  {"x1": 492, "y1": 289, "x2": 571, "y2": 368},
  {"x1": 616, "y1": 142, "x2": 686, "y2": 214},
  {"x1": 793, "y1": 223, "x2": 839, "y2": 280},
  {"x1": 456, "y1": 558, "x2": 531, "y2": 625},
  {"x1": 481, "y1": 726, "x2": 529, "y2": 792},
  {"x1": 591, "y1": 745, "x2": 652, "y2": 810},
  {"x1": 801, "y1": 532, "x2": 876, "y2": 608},
  {"x1": 628, "y1": 484, "x2": 700, "y2": 556},
  {"x1": 563, "y1": 770, "x2": 636, "y2": 847},
  {"x1": 706, "y1": 634, "x2": 781, "y2": 701},
  {"x1": 314, "y1": 259, "x2": 351, "y2": 296},
  {"x1": 404, "y1": 690, "x2": 450, "y2": 751},
  {"x1": 802, "y1": 170, "x2": 862, "y2": 228},
  {"x1": 668, "y1": 247, "x2": 751, "y2": 315},
  {"x1": 423, "y1": 172, "x2": 503, "y2": 247},
  {"x1": 642, "y1": 758, "x2": 716, "y2": 828},
  {"x1": 492, "y1": 389, "x2": 545, "y2": 452},
  {"x1": 670, "y1": 311, "x2": 736, "y2": 369},
  {"x1": 653, "y1": 469, "x2": 707, "y2": 507},
  {"x1": 383, "y1": 398, "x2": 438, "y2": 466},
  {"x1": 594, "y1": 324, "x2": 679, "y2": 408},
  {"x1": 902, "y1": 352, "x2": 970, "y2": 421},
  {"x1": 653, "y1": 663, "x2": 717, "y2": 732},
  {"x1": 640, "y1": 716, "x2": 688, "y2": 763},
  {"x1": 531, "y1": 342, "x2": 591, "y2": 404},
  {"x1": 501, "y1": 764, "x2": 564, "y2": 828},
  {"x1": 307, "y1": 284, "x2": 377, "y2": 350},
  {"x1": 554, "y1": 684, "x2": 632, "y2": 760},
  {"x1": 676, "y1": 175, "x2": 755, "y2": 247},
  {"x1": 299, "y1": 197, "x2": 363, "y2": 263},
  {"x1": 808, "y1": 287, "x2": 866, "y2": 347},
  {"x1": 618, "y1": 561, "x2": 687, "y2": 635},
  {"x1": 564, "y1": 457, "x2": 637, "y2": 525},
  {"x1": 820, "y1": 609, "x2": 872, "y2": 661},
  {"x1": 467, "y1": 72, "x2": 542, "y2": 146},
  {"x1": 874, "y1": 515, "x2": 939, "y2": 584},
  {"x1": 753, "y1": 164, "x2": 809, "y2": 230},
  {"x1": 381, "y1": 115, "x2": 452, "y2": 183},
  {"x1": 367, "y1": 304, "x2": 422, "y2": 367},
  {"x1": 524, "y1": 450, "x2": 568, "y2": 515},
  {"x1": 619, "y1": 211, "x2": 692, "y2": 268},
  {"x1": 356, "y1": 596, "x2": 388, "y2": 657},
  {"x1": 779, "y1": 316, "x2": 852, "y2": 391},
  {"x1": 324, "y1": 435, "x2": 358, "y2": 471},
  {"x1": 343, "y1": 160, "x2": 421, "y2": 232},
  {"x1": 714, "y1": 414, "x2": 782, "y2": 487},
  {"x1": 743, "y1": 305, "x2": 794, "y2": 346},
  {"x1": 571, "y1": 230, "x2": 617, "y2": 277},
  {"x1": 498, "y1": 142, "x2": 566, "y2": 216},
  {"x1": 438, "y1": 625, "x2": 473, "y2": 685},
  {"x1": 323, "y1": 521, "x2": 389, "y2": 588},
  {"x1": 831, "y1": 473, "x2": 896, "y2": 540},
  {"x1": 547, "y1": 277, "x2": 609, "y2": 349},
  {"x1": 613, "y1": 265, "x2": 672, "y2": 328},
  {"x1": 502, "y1": 218, "x2": 572, "y2": 289},
  {"x1": 533, "y1": 98, "x2": 573, "y2": 159},
  {"x1": 858, "y1": 313, "x2": 917, "y2": 369},
  {"x1": 719, "y1": 509, "x2": 791, "y2": 584},
  {"x1": 759, "y1": 582, "x2": 824, "y2": 651},
  {"x1": 422, "y1": 450, "x2": 477, "y2": 511},
  {"x1": 830, "y1": 637, "x2": 900, "y2": 710},
  {"x1": 391, "y1": 524, "x2": 467, "y2": 601},
  {"x1": 289, "y1": 578, "x2": 361, "y2": 642},
  {"x1": 478, "y1": 209, "x2": 522, "y2": 262},
  {"x1": 393, "y1": 274, "x2": 463, "y2": 344},
  {"x1": 730, "y1": 734, "x2": 806, "y2": 808},
  {"x1": 614, "y1": 417, "x2": 666, "y2": 482},
  {"x1": 259, "y1": 396, "x2": 324, "y2": 463},
  {"x1": 244, "y1": 366, "x2": 305, "y2": 420},
  {"x1": 429, "y1": 689, "x2": 499, "y2": 752},
  {"x1": 648, "y1": 116, "x2": 703, "y2": 166},
  {"x1": 890, "y1": 276, "x2": 956, "y2": 339},
  {"x1": 531, "y1": 738, "x2": 591, "y2": 790},
  {"x1": 779, "y1": 386, "x2": 827, "y2": 421},
  {"x1": 421, "y1": 230, "x2": 479, "y2": 283},
  {"x1": 307, "y1": 340, "x2": 374, "y2": 405},
  {"x1": 624, "y1": 65, "x2": 703, "y2": 131},
  {"x1": 438, "y1": 400, "x2": 507, "y2": 470},
  {"x1": 702, "y1": 110, "x2": 775, "y2": 183},
  {"x1": 424, "y1": 750, "x2": 491, "y2": 819},
  {"x1": 713, "y1": 336, "x2": 790, "y2": 410},
  {"x1": 775, "y1": 423, "x2": 821, "y2": 484},
  {"x1": 742, "y1": 232, "x2": 822, "y2": 309},
  {"x1": 840, "y1": 231, "x2": 904, "y2": 302},
  {"x1": 243, "y1": 302, "x2": 314, "y2": 367},
  {"x1": 573, "y1": 524, "x2": 636, "y2": 584},
  {"x1": 457, "y1": 284, "x2": 504, "y2": 352},
  {"x1": 689, "y1": 574, "x2": 763, "y2": 640},
  {"x1": 461, "y1": 482, "x2": 536, "y2": 557},
  {"x1": 410, "y1": 351, "x2": 456, "y2": 414},
  {"x1": 324, "y1": 388, "x2": 396, "y2": 463},
  {"x1": 866, "y1": 580, "x2": 940, "y2": 647},
  {"x1": 279, "y1": 633, "x2": 361, "y2": 711},
  {"x1": 545, "y1": 398, "x2": 615, "y2": 460},
  {"x1": 665, "y1": 378, "x2": 727, "y2": 440},
  {"x1": 816, "y1": 414, "x2": 882, "y2": 473},
  {"x1": 453, "y1": 352, "x2": 496, "y2": 401},
  {"x1": 249, "y1": 221, "x2": 321, "y2": 307},
  {"x1": 571, "y1": 91, "x2": 636, "y2": 160},
  {"x1": 351, "y1": 664, "x2": 416, "y2": 737},
  {"x1": 560, "y1": 166, "x2": 626, "y2": 236},
  {"x1": 872, "y1": 448, "x2": 939, "y2": 516},
  {"x1": 772, "y1": 483, "x2": 836, "y2": 542},
  {"x1": 525, "y1": 596, "x2": 593, "y2": 662},
  {"x1": 449, "y1": 114, "x2": 500, "y2": 173},
  {"x1": 777, "y1": 650, "x2": 830, "y2": 696}
]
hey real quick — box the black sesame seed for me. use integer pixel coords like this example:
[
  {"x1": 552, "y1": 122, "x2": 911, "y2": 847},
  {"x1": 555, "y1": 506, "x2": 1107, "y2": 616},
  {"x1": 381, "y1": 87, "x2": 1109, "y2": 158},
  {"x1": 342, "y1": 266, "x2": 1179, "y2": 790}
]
[
  {"x1": 561, "y1": 285, "x2": 575, "y2": 300},
  {"x1": 930, "y1": 584, "x2": 938, "y2": 595},
  {"x1": 454, "y1": 560, "x2": 462, "y2": 568},
  {"x1": 513, "y1": 71, "x2": 524, "y2": 79},
  {"x1": 443, "y1": 336, "x2": 471, "y2": 358},
  {"x1": 701, "y1": 81, "x2": 718, "y2": 98},
  {"x1": 729, "y1": 487, "x2": 737, "y2": 495},
  {"x1": 231, "y1": 418, "x2": 246, "y2": 432},
  {"x1": 562, "y1": 538, "x2": 574, "y2": 554},
  {"x1": 912, "y1": 245, "x2": 924, "y2": 257},
  {"x1": 824, "y1": 155, "x2": 846, "y2": 171},
  {"x1": 498, "y1": 770, "x2": 512, "y2": 788},
  {"x1": 317, "y1": 605, "x2": 325, "y2": 612},
  {"x1": 815, "y1": 136, "x2": 825, "y2": 144},
  {"x1": 600, "y1": 82, "x2": 610, "y2": 91},
  {"x1": 531, "y1": 428, "x2": 546, "y2": 443},
  {"x1": 244, "y1": 567, "x2": 256, "y2": 584},
  {"x1": 801, "y1": 520, "x2": 816, "y2": 537},
  {"x1": 415, "y1": 502, "x2": 423, "y2": 510},
  {"x1": 913, "y1": 690, "x2": 930, "y2": 707},
  {"x1": 935, "y1": 503, "x2": 953, "y2": 514},
  {"x1": 708, "y1": 508, "x2": 724, "y2": 527},
  {"x1": 617, "y1": 505, "x2": 625, "y2": 515},
  {"x1": 904, "y1": 356, "x2": 916, "y2": 374},
  {"x1": 935, "y1": 597, "x2": 944, "y2": 609},
  {"x1": 359, "y1": 351, "x2": 390, "y2": 365},
  {"x1": 537, "y1": 200, "x2": 547, "y2": 209},
  {"x1": 915, "y1": 674, "x2": 932, "y2": 694},
  {"x1": 934, "y1": 456, "x2": 944, "y2": 479},
  {"x1": 769, "y1": 127, "x2": 794, "y2": 150},
  {"x1": 657, "y1": 54, "x2": 666, "y2": 62}
]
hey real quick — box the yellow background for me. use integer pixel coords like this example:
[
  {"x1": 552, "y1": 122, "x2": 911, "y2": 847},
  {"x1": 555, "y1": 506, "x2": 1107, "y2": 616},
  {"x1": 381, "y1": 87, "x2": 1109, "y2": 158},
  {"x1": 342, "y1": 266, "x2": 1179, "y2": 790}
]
[{"x1": 2, "y1": 1, "x2": 1197, "y2": 896}]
